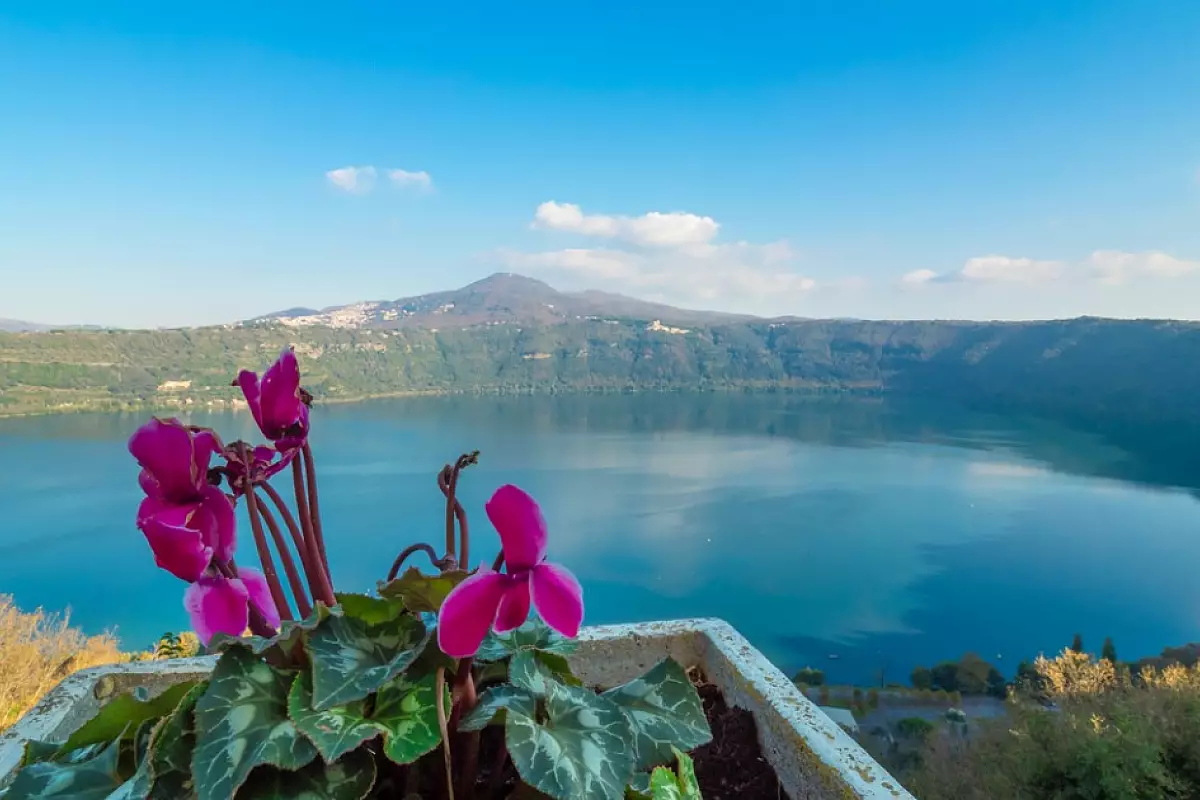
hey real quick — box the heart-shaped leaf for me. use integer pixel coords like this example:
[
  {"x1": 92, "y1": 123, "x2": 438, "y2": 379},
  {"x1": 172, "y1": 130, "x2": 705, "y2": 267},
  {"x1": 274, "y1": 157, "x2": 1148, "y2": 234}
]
[
  {"x1": 505, "y1": 680, "x2": 635, "y2": 800},
  {"x1": 334, "y1": 593, "x2": 406, "y2": 626},
  {"x1": 457, "y1": 685, "x2": 538, "y2": 733},
  {"x1": 648, "y1": 748, "x2": 701, "y2": 800},
  {"x1": 234, "y1": 747, "x2": 376, "y2": 799},
  {"x1": 147, "y1": 682, "x2": 206, "y2": 800},
  {"x1": 602, "y1": 659, "x2": 711, "y2": 770},
  {"x1": 370, "y1": 672, "x2": 446, "y2": 765},
  {"x1": 305, "y1": 613, "x2": 429, "y2": 710},
  {"x1": 5, "y1": 738, "x2": 130, "y2": 799},
  {"x1": 377, "y1": 567, "x2": 469, "y2": 612},
  {"x1": 191, "y1": 648, "x2": 317, "y2": 800},
  {"x1": 57, "y1": 680, "x2": 200, "y2": 755},
  {"x1": 476, "y1": 617, "x2": 578, "y2": 663},
  {"x1": 287, "y1": 672, "x2": 379, "y2": 763}
]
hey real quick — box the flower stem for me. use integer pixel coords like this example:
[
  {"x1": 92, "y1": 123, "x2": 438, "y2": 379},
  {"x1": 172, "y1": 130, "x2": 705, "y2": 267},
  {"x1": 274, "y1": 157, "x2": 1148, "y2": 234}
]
[
  {"x1": 242, "y1": 472, "x2": 294, "y2": 623},
  {"x1": 435, "y1": 667, "x2": 455, "y2": 800},
  {"x1": 291, "y1": 458, "x2": 336, "y2": 606},
  {"x1": 261, "y1": 481, "x2": 334, "y2": 607},
  {"x1": 301, "y1": 444, "x2": 332, "y2": 584},
  {"x1": 254, "y1": 493, "x2": 313, "y2": 619},
  {"x1": 438, "y1": 452, "x2": 478, "y2": 570},
  {"x1": 387, "y1": 543, "x2": 441, "y2": 581}
]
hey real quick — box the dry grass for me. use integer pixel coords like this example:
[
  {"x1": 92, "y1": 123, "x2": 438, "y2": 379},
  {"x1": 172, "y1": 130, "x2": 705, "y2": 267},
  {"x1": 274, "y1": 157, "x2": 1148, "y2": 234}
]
[{"x1": 0, "y1": 596, "x2": 128, "y2": 731}]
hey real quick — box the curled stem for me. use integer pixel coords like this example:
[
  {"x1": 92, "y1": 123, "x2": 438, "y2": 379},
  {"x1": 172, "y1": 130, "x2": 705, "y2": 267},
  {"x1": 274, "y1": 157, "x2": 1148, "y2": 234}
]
[
  {"x1": 438, "y1": 452, "x2": 478, "y2": 570},
  {"x1": 387, "y1": 543, "x2": 441, "y2": 582},
  {"x1": 254, "y1": 493, "x2": 313, "y2": 619}
]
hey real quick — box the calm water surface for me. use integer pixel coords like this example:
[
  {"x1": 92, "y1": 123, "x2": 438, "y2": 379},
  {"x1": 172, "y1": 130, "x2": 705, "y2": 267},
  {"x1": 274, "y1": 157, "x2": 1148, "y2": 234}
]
[{"x1": 2, "y1": 394, "x2": 1198, "y2": 684}]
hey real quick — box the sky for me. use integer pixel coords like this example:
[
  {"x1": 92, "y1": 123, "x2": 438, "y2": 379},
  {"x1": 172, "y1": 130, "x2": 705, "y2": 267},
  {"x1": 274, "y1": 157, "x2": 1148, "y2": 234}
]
[{"x1": 1, "y1": 1, "x2": 1198, "y2": 327}]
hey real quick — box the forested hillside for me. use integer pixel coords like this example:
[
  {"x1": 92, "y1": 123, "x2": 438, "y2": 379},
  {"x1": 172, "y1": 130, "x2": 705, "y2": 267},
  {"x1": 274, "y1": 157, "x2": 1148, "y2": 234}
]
[{"x1": 2, "y1": 317, "x2": 1198, "y2": 434}]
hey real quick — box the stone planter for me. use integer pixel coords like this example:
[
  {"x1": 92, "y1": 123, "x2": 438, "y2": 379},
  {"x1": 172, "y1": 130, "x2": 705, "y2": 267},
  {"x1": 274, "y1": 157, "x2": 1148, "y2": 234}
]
[{"x1": 0, "y1": 618, "x2": 911, "y2": 798}]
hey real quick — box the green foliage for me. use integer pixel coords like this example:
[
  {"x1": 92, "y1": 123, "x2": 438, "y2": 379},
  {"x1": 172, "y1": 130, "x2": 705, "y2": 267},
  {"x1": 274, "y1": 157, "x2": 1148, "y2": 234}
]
[
  {"x1": 505, "y1": 679, "x2": 635, "y2": 800},
  {"x1": 913, "y1": 653, "x2": 1007, "y2": 698},
  {"x1": 647, "y1": 748, "x2": 701, "y2": 799},
  {"x1": 911, "y1": 665, "x2": 933, "y2": 691},
  {"x1": 235, "y1": 748, "x2": 376, "y2": 799},
  {"x1": 286, "y1": 672, "x2": 379, "y2": 763},
  {"x1": 368, "y1": 672, "x2": 446, "y2": 765},
  {"x1": 601, "y1": 658, "x2": 712, "y2": 770},
  {"x1": 1102, "y1": 637, "x2": 1118, "y2": 663},
  {"x1": 58, "y1": 681, "x2": 198, "y2": 754},
  {"x1": 476, "y1": 616, "x2": 579, "y2": 662},
  {"x1": 895, "y1": 717, "x2": 937, "y2": 742},
  {"x1": 192, "y1": 648, "x2": 317, "y2": 800},
  {"x1": 1071, "y1": 633, "x2": 1085, "y2": 653},
  {"x1": 5, "y1": 738, "x2": 140, "y2": 799},
  {"x1": 376, "y1": 567, "x2": 468, "y2": 612},
  {"x1": 792, "y1": 666, "x2": 824, "y2": 686},
  {"x1": 304, "y1": 607, "x2": 427, "y2": 710}
]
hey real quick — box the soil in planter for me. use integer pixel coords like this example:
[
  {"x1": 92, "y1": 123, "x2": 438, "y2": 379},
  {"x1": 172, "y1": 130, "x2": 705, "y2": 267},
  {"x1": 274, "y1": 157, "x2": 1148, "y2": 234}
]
[
  {"x1": 394, "y1": 674, "x2": 791, "y2": 799},
  {"x1": 690, "y1": 676, "x2": 792, "y2": 800}
]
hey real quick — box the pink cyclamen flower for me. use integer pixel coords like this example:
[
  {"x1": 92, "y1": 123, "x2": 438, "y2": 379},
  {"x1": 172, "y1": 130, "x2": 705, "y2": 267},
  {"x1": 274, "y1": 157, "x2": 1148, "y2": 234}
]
[
  {"x1": 184, "y1": 569, "x2": 281, "y2": 644},
  {"x1": 130, "y1": 418, "x2": 235, "y2": 581},
  {"x1": 437, "y1": 485, "x2": 584, "y2": 658},
  {"x1": 222, "y1": 443, "x2": 295, "y2": 496},
  {"x1": 129, "y1": 418, "x2": 280, "y2": 644},
  {"x1": 236, "y1": 348, "x2": 310, "y2": 451}
]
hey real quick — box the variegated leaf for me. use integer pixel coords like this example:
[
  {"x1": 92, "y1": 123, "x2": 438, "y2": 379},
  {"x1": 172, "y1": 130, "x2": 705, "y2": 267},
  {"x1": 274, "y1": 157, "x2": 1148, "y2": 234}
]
[
  {"x1": 376, "y1": 566, "x2": 469, "y2": 612},
  {"x1": 333, "y1": 593, "x2": 406, "y2": 626},
  {"x1": 370, "y1": 672, "x2": 446, "y2": 765},
  {"x1": 5, "y1": 738, "x2": 129, "y2": 799},
  {"x1": 147, "y1": 682, "x2": 206, "y2": 800},
  {"x1": 457, "y1": 685, "x2": 537, "y2": 733},
  {"x1": 476, "y1": 617, "x2": 578, "y2": 663},
  {"x1": 57, "y1": 680, "x2": 199, "y2": 755},
  {"x1": 234, "y1": 747, "x2": 376, "y2": 799},
  {"x1": 648, "y1": 748, "x2": 701, "y2": 800},
  {"x1": 505, "y1": 680, "x2": 635, "y2": 800},
  {"x1": 191, "y1": 648, "x2": 317, "y2": 800},
  {"x1": 207, "y1": 603, "x2": 338, "y2": 657},
  {"x1": 305, "y1": 613, "x2": 428, "y2": 711},
  {"x1": 602, "y1": 659, "x2": 711, "y2": 770},
  {"x1": 287, "y1": 672, "x2": 379, "y2": 763}
]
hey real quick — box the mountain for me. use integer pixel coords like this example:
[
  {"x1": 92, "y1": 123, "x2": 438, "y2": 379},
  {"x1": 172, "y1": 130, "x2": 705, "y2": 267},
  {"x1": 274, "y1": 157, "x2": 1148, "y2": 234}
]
[
  {"x1": 0, "y1": 319, "x2": 50, "y2": 333},
  {"x1": 253, "y1": 273, "x2": 755, "y2": 330}
]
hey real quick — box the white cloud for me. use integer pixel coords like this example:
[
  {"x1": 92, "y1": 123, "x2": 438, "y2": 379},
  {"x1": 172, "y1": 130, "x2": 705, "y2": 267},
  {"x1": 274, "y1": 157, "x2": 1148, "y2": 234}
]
[
  {"x1": 959, "y1": 255, "x2": 1065, "y2": 283},
  {"x1": 1086, "y1": 250, "x2": 1200, "y2": 284},
  {"x1": 388, "y1": 168, "x2": 433, "y2": 191},
  {"x1": 902, "y1": 269, "x2": 938, "y2": 285},
  {"x1": 533, "y1": 201, "x2": 719, "y2": 248},
  {"x1": 325, "y1": 166, "x2": 377, "y2": 194}
]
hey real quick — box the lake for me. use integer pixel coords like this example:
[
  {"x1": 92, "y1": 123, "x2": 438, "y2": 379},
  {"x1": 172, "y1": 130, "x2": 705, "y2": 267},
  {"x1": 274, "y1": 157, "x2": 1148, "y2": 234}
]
[{"x1": 2, "y1": 393, "x2": 1199, "y2": 685}]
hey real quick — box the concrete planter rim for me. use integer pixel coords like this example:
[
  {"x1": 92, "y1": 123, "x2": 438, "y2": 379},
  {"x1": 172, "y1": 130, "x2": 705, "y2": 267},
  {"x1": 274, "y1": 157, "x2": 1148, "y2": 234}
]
[{"x1": 0, "y1": 617, "x2": 911, "y2": 799}]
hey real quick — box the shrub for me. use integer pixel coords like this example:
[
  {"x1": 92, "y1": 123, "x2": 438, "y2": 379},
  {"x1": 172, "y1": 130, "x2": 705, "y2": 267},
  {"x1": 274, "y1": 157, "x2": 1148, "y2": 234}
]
[
  {"x1": 793, "y1": 666, "x2": 825, "y2": 686},
  {"x1": 0, "y1": 596, "x2": 125, "y2": 731}
]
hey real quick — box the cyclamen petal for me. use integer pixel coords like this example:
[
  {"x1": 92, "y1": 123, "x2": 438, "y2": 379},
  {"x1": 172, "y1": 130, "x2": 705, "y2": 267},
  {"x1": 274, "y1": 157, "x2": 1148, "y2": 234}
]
[
  {"x1": 238, "y1": 567, "x2": 281, "y2": 629},
  {"x1": 235, "y1": 370, "x2": 265, "y2": 435},
  {"x1": 530, "y1": 562, "x2": 584, "y2": 639},
  {"x1": 494, "y1": 573, "x2": 532, "y2": 633},
  {"x1": 184, "y1": 576, "x2": 250, "y2": 645},
  {"x1": 138, "y1": 507, "x2": 214, "y2": 582},
  {"x1": 259, "y1": 349, "x2": 303, "y2": 436},
  {"x1": 485, "y1": 485, "x2": 548, "y2": 570},
  {"x1": 191, "y1": 486, "x2": 237, "y2": 563},
  {"x1": 128, "y1": 418, "x2": 205, "y2": 503},
  {"x1": 437, "y1": 568, "x2": 510, "y2": 658}
]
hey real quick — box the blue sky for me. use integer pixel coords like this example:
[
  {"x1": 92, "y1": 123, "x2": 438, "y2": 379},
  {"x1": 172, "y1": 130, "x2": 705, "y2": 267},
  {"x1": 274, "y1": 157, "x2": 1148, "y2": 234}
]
[{"x1": 1, "y1": 1, "x2": 1198, "y2": 326}]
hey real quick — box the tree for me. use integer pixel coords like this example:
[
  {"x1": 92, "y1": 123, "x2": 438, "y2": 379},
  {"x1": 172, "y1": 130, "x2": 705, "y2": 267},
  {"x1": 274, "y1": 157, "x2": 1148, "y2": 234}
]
[
  {"x1": 1071, "y1": 633, "x2": 1085, "y2": 653},
  {"x1": 1102, "y1": 637, "x2": 1118, "y2": 663},
  {"x1": 930, "y1": 661, "x2": 960, "y2": 692},
  {"x1": 793, "y1": 667, "x2": 825, "y2": 686},
  {"x1": 911, "y1": 665, "x2": 933, "y2": 691},
  {"x1": 955, "y1": 654, "x2": 991, "y2": 695}
]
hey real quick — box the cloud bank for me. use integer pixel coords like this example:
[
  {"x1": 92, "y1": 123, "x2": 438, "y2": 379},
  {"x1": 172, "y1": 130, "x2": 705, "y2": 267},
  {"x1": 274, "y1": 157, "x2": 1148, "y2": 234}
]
[
  {"x1": 326, "y1": 165, "x2": 432, "y2": 194},
  {"x1": 508, "y1": 201, "x2": 816, "y2": 313}
]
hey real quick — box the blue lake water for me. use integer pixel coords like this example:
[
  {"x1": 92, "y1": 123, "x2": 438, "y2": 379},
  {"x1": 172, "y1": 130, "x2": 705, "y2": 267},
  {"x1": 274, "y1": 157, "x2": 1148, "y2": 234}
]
[{"x1": 2, "y1": 393, "x2": 1199, "y2": 685}]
